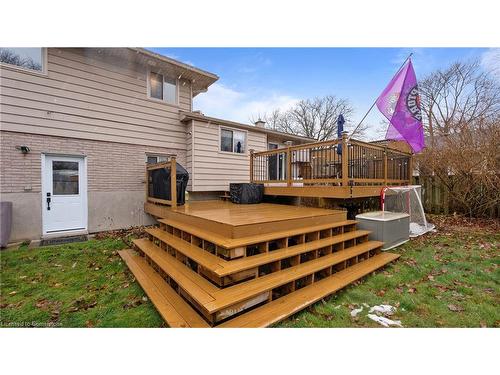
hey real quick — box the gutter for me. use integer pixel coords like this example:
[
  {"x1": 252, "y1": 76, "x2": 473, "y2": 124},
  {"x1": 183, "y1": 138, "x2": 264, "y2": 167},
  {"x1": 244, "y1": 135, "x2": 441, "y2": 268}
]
[{"x1": 179, "y1": 111, "x2": 315, "y2": 143}]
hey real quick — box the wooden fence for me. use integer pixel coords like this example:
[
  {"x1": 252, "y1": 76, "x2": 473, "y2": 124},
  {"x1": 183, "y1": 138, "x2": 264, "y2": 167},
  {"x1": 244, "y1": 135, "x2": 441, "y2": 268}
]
[{"x1": 416, "y1": 175, "x2": 500, "y2": 218}]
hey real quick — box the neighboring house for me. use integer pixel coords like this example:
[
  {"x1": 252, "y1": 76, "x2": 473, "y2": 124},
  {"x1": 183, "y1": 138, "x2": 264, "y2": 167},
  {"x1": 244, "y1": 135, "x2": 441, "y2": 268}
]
[{"x1": 0, "y1": 48, "x2": 311, "y2": 242}]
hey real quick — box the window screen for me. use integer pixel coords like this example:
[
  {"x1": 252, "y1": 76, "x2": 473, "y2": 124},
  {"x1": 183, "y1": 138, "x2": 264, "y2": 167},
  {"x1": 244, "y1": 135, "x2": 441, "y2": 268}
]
[
  {"x1": 163, "y1": 76, "x2": 177, "y2": 104},
  {"x1": 149, "y1": 72, "x2": 163, "y2": 100},
  {"x1": 221, "y1": 129, "x2": 233, "y2": 152},
  {"x1": 233, "y1": 130, "x2": 246, "y2": 153}
]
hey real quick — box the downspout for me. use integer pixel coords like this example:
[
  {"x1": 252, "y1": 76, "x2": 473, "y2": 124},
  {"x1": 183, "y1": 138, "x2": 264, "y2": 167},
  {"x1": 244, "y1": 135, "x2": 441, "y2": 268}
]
[{"x1": 191, "y1": 120, "x2": 196, "y2": 192}]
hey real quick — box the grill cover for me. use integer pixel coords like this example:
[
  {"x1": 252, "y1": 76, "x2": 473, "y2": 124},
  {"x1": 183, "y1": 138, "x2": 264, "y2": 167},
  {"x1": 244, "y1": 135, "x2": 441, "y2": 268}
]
[
  {"x1": 150, "y1": 163, "x2": 189, "y2": 205},
  {"x1": 229, "y1": 183, "x2": 264, "y2": 204}
]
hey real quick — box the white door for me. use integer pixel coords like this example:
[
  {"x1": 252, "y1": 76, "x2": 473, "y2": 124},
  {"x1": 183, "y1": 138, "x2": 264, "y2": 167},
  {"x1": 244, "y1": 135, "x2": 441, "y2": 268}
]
[{"x1": 42, "y1": 155, "x2": 87, "y2": 234}]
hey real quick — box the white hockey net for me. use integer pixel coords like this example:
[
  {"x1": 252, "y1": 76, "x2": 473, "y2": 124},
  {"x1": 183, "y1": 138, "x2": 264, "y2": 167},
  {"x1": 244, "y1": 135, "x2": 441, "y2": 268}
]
[{"x1": 383, "y1": 185, "x2": 435, "y2": 237}]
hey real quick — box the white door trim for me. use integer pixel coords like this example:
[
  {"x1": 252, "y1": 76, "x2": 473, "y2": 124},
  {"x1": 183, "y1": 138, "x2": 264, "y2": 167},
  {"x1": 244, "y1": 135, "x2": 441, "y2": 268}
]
[{"x1": 41, "y1": 153, "x2": 88, "y2": 236}]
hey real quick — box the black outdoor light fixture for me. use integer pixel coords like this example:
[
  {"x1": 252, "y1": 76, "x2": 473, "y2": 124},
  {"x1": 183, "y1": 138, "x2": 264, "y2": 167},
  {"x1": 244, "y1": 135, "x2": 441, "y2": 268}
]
[{"x1": 15, "y1": 145, "x2": 31, "y2": 154}]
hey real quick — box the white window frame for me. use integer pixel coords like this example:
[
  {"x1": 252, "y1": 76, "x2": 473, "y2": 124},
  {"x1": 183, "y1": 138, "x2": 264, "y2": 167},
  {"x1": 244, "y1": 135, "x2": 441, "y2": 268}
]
[
  {"x1": 145, "y1": 154, "x2": 171, "y2": 164},
  {"x1": 0, "y1": 47, "x2": 48, "y2": 76},
  {"x1": 219, "y1": 126, "x2": 248, "y2": 155},
  {"x1": 146, "y1": 69, "x2": 179, "y2": 106}
]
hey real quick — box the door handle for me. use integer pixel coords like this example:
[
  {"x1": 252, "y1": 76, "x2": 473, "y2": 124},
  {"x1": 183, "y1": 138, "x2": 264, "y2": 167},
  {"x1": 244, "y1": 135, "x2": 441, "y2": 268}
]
[{"x1": 46, "y1": 192, "x2": 51, "y2": 210}]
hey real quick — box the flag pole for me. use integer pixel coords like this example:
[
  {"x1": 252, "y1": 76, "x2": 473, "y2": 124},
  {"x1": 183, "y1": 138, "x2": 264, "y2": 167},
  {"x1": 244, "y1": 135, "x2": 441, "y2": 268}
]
[{"x1": 348, "y1": 52, "x2": 414, "y2": 139}]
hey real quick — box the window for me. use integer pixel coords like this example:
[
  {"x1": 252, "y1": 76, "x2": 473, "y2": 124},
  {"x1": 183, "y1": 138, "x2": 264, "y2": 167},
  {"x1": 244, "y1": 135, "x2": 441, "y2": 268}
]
[
  {"x1": 148, "y1": 70, "x2": 177, "y2": 105},
  {"x1": 220, "y1": 128, "x2": 246, "y2": 154},
  {"x1": 52, "y1": 161, "x2": 79, "y2": 195},
  {"x1": 0, "y1": 48, "x2": 44, "y2": 72},
  {"x1": 146, "y1": 155, "x2": 169, "y2": 164}
]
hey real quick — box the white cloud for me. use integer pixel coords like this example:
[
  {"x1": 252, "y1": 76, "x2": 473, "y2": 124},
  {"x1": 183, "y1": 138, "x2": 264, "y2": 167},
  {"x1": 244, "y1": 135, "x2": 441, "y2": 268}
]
[
  {"x1": 193, "y1": 83, "x2": 299, "y2": 123},
  {"x1": 481, "y1": 48, "x2": 500, "y2": 81}
]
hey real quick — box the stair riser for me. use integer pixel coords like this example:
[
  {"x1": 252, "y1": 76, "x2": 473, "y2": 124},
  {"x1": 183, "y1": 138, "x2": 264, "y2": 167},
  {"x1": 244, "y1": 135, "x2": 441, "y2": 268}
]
[{"x1": 199, "y1": 266, "x2": 258, "y2": 287}]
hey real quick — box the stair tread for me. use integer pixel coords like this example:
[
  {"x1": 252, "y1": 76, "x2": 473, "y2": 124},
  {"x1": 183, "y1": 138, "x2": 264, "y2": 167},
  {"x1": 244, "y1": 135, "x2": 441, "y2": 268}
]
[
  {"x1": 205, "y1": 240, "x2": 384, "y2": 313},
  {"x1": 118, "y1": 249, "x2": 209, "y2": 328},
  {"x1": 218, "y1": 230, "x2": 371, "y2": 277},
  {"x1": 146, "y1": 228, "x2": 226, "y2": 271},
  {"x1": 133, "y1": 238, "x2": 218, "y2": 308},
  {"x1": 158, "y1": 218, "x2": 358, "y2": 249},
  {"x1": 218, "y1": 252, "x2": 400, "y2": 328},
  {"x1": 148, "y1": 226, "x2": 370, "y2": 277}
]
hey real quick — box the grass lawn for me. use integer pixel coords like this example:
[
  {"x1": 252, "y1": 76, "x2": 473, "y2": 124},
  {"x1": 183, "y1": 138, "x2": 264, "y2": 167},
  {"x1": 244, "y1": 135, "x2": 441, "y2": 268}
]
[
  {"x1": 1, "y1": 216, "x2": 498, "y2": 328},
  {"x1": 1, "y1": 238, "x2": 164, "y2": 328}
]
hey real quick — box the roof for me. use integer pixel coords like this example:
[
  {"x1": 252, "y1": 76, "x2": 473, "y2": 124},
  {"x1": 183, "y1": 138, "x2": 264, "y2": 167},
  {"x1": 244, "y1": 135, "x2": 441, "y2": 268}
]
[
  {"x1": 104, "y1": 48, "x2": 219, "y2": 96},
  {"x1": 179, "y1": 111, "x2": 315, "y2": 143}
]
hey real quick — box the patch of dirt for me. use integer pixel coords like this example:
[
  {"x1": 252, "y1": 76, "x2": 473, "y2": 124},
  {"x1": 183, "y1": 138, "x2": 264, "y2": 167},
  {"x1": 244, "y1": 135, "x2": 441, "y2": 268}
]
[
  {"x1": 94, "y1": 226, "x2": 150, "y2": 246},
  {"x1": 68, "y1": 297, "x2": 98, "y2": 313},
  {"x1": 35, "y1": 299, "x2": 63, "y2": 322},
  {"x1": 428, "y1": 214, "x2": 500, "y2": 234}
]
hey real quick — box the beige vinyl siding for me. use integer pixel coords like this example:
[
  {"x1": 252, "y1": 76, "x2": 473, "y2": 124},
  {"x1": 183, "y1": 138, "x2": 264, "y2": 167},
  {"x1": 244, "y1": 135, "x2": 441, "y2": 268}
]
[
  {"x1": 190, "y1": 120, "x2": 267, "y2": 191},
  {"x1": 186, "y1": 121, "x2": 194, "y2": 190},
  {"x1": 0, "y1": 48, "x2": 191, "y2": 150}
]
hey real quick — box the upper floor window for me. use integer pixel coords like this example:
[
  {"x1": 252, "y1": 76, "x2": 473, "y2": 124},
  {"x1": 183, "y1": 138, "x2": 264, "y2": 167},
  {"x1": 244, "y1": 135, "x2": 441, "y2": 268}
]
[
  {"x1": 148, "y1": 70, "x2": 177, "y2": 105},
  {"x1": 0, "y1": 48, "x2": 45, "y2": 72},
  {"x1": 220, "y1": 128, "x2": 247, "y2": 154}
]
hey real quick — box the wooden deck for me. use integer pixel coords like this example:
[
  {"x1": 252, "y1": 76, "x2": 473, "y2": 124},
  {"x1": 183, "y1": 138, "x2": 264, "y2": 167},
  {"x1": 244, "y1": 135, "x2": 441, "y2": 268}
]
[
  {"x1": 145, "y1": 200, "x2": 346, "y2": 238},
  {"x1": 251, "y1": 134, "x2": 413, "y2": 199},
  {"x1": 118, "y1": 199, "x2": 401, "y2": 327}
]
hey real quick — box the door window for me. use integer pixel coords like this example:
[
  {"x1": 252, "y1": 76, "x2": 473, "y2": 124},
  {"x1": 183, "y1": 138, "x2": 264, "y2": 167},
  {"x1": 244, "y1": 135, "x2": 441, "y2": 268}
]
[{"x1": 52, "y1": 161, "x2": 79, "y2": 195}]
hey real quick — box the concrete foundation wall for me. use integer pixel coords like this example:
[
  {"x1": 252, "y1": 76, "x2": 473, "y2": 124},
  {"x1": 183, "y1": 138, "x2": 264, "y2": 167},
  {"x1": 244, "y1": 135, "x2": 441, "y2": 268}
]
[
  {"x1": 88, "y1": 191, "x2": 156, "y2": 233},
  {"x1": 2, "y1": 190, "x2": 158, "y2": 242},
  {"x1": 0, "y1": 192, "x2": 42, "y2": 241}
]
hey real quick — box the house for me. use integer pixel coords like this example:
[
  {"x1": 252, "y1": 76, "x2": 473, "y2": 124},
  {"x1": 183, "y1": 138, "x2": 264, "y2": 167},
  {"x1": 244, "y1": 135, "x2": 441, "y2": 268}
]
[{"x1": 0, "y1": 47, "x2": 311, "y2": 242}]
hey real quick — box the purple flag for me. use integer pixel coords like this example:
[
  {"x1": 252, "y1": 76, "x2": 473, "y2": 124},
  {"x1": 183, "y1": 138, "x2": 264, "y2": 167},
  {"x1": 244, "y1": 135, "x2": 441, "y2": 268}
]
[{"x1": 376, "y1": 60, "x2": 425, "y2": 153}]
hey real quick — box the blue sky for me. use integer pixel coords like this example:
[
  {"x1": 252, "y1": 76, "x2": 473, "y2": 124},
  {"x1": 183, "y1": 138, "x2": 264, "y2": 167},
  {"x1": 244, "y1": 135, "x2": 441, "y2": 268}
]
[{"x1": 150, "y1": 47, "x2": 499, "y2": 139}]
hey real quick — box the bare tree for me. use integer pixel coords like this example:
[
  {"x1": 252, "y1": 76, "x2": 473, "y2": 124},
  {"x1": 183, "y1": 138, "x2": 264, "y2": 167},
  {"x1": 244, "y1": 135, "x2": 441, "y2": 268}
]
[
  {"x1": 419, "y1": 60, "x2": 500, "y2": 145},
  {"x1": 251, "y1": 95, "x2": 356, "y2": 141},
  {"x1": 416, "y1": 60, "x2": 500, "y2": 217}
]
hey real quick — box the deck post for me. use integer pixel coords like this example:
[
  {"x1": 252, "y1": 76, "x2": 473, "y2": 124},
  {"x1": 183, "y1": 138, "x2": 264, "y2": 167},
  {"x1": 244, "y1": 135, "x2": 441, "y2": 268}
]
[
  {"x1": 145, "y1": 163, "x2": 149, "y2": 203},
  {"x1": 383, "y1": 146, "x2": 388, "y2": 186},
  {"x1": 249, "y1": 149, "x2": 254, "y2": 183},
  {"x1": 341, "y1": 132, "x2": 348, "y2": 186},
  {"x1": 286, "y1": 147, "x2": 292, "y2": 186},
  {"x1": 170, "y1": 156, "x2": 177, "y2": 208},
  {"x1": 408, "y1": 153, "x2": 413, "y2": 185}
]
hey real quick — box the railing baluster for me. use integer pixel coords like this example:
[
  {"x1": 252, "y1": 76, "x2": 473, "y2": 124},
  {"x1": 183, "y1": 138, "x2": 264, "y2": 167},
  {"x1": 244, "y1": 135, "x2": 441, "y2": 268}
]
[{"x1": 249, "y1": 137, "x2": 412, "y2": 187}]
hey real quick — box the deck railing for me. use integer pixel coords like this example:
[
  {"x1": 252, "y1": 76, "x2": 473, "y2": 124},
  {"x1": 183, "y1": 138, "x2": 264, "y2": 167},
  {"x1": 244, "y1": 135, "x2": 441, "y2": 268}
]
[
  {"x1": 250, "y1": 133, "x2": 412, "y2": 187},
  {"x1": 146, "y1": 157, "x2": 177, "y2": 208}
]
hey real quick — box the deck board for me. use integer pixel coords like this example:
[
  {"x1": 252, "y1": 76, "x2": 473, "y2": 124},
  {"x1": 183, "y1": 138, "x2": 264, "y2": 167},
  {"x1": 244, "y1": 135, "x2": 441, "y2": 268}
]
[
  {"x1": 156, "y1": 216, "x2": 357, "y2": 249},
  {"x1": 133, "y1": 238, "x2": 217, "y2": 306},
  {"x1": 215, "y1": 230, "x2": 371, "y2": 276},
  {"x1": 205, "y1": 241, "x2": 384, "y2": 313},
  {"x1": 147, "y1": 226, "x2": 370, "y2": 277},
  {"x1": 218, "y1": 252, "x2": 400, "y2": 328},
  {"x1": 170, "y1": 200, "x2": 343, "y2": 226},
  {"x1": 146, "y1": 227, "x2": 226, "y2": 271},
  {"x1": 118, "y1": 249, "x2": 209, "y2": 327},
  {"x1": 146, "y1": 200, "x2": 347, "y2": 239}
]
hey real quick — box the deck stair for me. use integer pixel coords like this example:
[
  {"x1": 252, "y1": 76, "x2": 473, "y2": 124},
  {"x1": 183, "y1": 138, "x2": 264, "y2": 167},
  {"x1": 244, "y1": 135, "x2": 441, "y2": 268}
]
[{"x1": 119, "y1": 201, "x2": 400, "y2": 327}]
